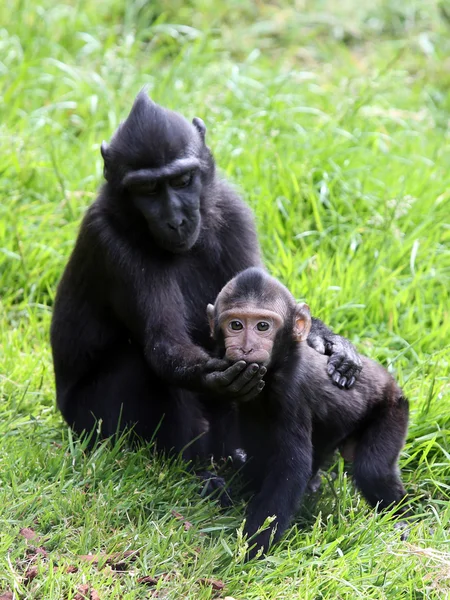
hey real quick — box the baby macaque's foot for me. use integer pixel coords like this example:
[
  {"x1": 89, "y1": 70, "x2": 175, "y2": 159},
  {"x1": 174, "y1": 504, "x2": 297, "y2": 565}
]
[
  {"x1": 307, "y1": 472, "x2": 323, "y2": 493},
  {"x1": 394, "y1": 520, "x2": 410, "y2": 541},
  {"x1": 197, "y1": 470, "x2": 233, "y2": 507}
]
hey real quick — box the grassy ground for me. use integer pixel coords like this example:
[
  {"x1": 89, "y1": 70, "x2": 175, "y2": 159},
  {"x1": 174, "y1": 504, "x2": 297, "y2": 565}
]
[{"x1": 1, "y1": 0, "x2": 450, "y2": 597}]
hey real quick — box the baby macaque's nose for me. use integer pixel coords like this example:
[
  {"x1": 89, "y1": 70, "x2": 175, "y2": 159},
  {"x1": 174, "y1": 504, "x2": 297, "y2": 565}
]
[{"x1": 240, "y1": 347, "x2": 254, "y2": 356}]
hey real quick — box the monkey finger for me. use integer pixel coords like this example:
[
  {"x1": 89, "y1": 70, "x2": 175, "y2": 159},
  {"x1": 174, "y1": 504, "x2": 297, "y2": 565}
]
[
  {"x1": 333, "y1": 355, "x2": 361, "y2": 379},
  {"x1": 331, "y1": 355, "x2": 363, "y2": 387},
  {"x1": 239, "y1": 363, "x2": 263, "y2": 382},
  {"x1": 239, "y1": 380, "x2": 265, "y2": 402},
  {"x1": 344, "y1": 352, "x2": 363, "y2": 374},
  {"x1": 227, "y1": 365, "x2": 263, "y2": 393},
  {"x1": 227, "y1": 368, "x2": 262, "y2": 395},
  {"x1": 205, "y1": 358, "x2": 230, "y2": 373},
  {"x1": 339, "y1": 376, "x2": 348, "y2": 389},
  {"x1": 204, "y1": 365, "x2": 244, "y2": 391},
  {"x1": 331, "y1": 371, "x2": 344, "y2": 388},
  {"x1": 337, "y1": 360, "x2": 362, "y2": 381},
  {"x1": 327, "y1": 352, "x2": 345, "y2": 376},
  {"x1": 235, "y1": 374, "x2": 265, "y2": 397},
  {"x1": 343, "y1": 365, "x2": 362, "y2": 388},
  {"x1": 215, "y1": 361, "x2": 248, "y2": 386},
  {"x1": 346, "y1": 376, "x2": 356, "y2": 389}
]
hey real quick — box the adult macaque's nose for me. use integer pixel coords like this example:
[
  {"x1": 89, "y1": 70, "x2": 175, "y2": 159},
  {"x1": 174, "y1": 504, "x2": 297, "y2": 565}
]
[{"x1": 167, "y1": 218, "x2": 186, "y2": 231}]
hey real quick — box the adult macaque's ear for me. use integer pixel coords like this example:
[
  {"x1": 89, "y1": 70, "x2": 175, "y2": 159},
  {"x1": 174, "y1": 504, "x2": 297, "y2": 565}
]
[
  {"x1": 100, "y1": 141, "x2": 110, "y2": 180},
  {"x1": 207, "y1": 303, "x2": 216, "y2": 338},
  {"x1": 294, "y1": 303, "x2": 312, "y2": 342},
  {"x1": 100, "y1": 141, "x2": 109, "y2": 160},
  {"x1": 192, "y1": 117, "x2": 206, "y2": 143}
]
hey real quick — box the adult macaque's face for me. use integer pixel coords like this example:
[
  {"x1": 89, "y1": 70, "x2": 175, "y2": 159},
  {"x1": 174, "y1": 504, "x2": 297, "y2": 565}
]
[
  {"x1": 100, "y1": 91, "x2": 209, "y2": 255},
  {"x1": 127, "y1": 168, "x2": 202, "y2": 253},
  {"x1": 219, "y1": 307, "x2": 284, "y2": 366}
]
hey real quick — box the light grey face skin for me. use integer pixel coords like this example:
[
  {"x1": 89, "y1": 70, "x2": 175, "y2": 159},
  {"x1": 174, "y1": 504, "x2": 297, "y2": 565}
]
[{"x1": 207, "y1": 301, "x2": 312, "y2": 367}]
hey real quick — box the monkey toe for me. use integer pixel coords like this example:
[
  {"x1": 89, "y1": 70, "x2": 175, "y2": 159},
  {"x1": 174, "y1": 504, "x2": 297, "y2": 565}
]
[
  {"x1": 394, "y1": 521, "x2": 410, "y2": 541},
  {"x1": 307, "y1": 472, "x2": 323, "y2": 493},
  {"x1": 198, "y1": 471, "x2": 233, "y2": 507}
]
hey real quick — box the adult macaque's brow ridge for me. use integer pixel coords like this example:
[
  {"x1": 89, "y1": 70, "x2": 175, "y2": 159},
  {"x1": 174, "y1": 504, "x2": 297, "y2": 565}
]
[{"x1": 123, "y1": 157, "x2": 200, "y2": 185}]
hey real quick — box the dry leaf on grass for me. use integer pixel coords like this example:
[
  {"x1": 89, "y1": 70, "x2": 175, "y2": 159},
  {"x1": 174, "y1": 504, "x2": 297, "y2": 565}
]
[
  {"x1": 24, "y1": 566, "x2": 39, "y2": 583},
  {"x1": 73, "y1": 585, "x2": 89, "y2": 600},
  {"x1": 137, "y1": 574, "x2": 224, "y2": 591},
  {"x1": 66, "y1": 565, "x2": 79, "y2": 574},
  {"x1": 198, "y1": 578, "x2": 225, "y2": 591},
  {"x1": 138, "y1": 573, "x2": 172, "y2": 586},
  {"x1": 79, "y1": 551, "x2": 139, "y2": 571},
  {"x1": 73, "y1": 584, "x2": 100, "y2": 600},
  {"x1": 137, "y1": 576, "x2": 158, "y2": 586},
  {"x1": 23, "y1": 563, "x2": 81, "y2": 584},
  {"x1": 26, "y1": 546, "x2": 48, "y2": 559},
  {"x1": 0, "y1": 592, "x2": 14, "y2": 600},
  {"x1": 19, "y1": 528, "x2": 38, "y2": 541},
  {"x1": 171, "y1": 510, "x2": 193, "y2": 531}
]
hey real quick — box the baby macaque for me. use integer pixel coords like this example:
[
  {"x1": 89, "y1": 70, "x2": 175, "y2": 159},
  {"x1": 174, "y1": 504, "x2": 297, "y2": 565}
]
[{"x1": 207, "y1": 267, "x2": 409, "y2": 559}]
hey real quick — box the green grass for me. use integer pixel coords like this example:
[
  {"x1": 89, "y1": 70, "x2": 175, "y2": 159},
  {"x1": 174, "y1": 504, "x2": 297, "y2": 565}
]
[{"x1": 1, "y1": 0, "x2": 450, "y2": 597}]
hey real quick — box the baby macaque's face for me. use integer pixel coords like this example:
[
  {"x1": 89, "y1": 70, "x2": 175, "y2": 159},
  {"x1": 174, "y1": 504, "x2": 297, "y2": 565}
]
[
  {"x1": 207, "y1": 268, "x2": 312, "y2": 368},
  {"x1": 218, "y1": 307, "x2": 284, "y2": 366}
]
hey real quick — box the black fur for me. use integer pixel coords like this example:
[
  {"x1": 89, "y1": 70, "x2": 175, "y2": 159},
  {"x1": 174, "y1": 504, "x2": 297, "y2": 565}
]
[
  {"x1": 210, "y1": 268, "x2": 409, "y2": 559},
  {"x1": 51, "y1": 93, "x2": 363, "y2": 461}
]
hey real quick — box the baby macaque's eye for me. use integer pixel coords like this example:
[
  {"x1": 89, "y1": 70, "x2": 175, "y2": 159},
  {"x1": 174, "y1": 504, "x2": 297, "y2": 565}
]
[
  {"x1": 229, "y1": 321, "x2": 243, "y2": 331},
  {"x1": 257, "y1": 321, "x2": 270, "y2": 332}
]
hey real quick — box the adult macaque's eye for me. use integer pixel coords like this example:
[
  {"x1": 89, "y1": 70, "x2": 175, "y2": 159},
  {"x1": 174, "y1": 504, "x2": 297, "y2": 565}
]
[
  {"x1": 170, "y1": 171, "x2": 193, "y2": 189},
  {"x1": 229, "y1": 321, "x2": 243, "y2": 331},
  {"x1": 257, "y1": 322, "x2": 270, "y2": 332},
  {"x1": 133, "y1": 181, "x2": 158, "y2": 195}
]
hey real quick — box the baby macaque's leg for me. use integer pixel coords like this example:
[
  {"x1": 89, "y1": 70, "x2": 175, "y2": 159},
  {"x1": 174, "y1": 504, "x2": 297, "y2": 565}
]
[{"x1": 352, "y1": 396, "x2": 409, "y2": 514}]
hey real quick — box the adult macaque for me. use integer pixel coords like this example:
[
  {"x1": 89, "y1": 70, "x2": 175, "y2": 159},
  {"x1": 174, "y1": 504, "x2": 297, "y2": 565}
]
[
  {"x1": 207, "y1": 267, "x2": 409, "y2": 559},
  {"x1": 51, "y1": 91, "x2": 362, "y2": 463}
]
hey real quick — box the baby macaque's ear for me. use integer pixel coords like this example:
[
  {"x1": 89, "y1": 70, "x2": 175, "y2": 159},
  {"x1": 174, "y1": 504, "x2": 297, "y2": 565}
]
[
  {"x1": 294, "y1": 303, "x2": 312, "y2": 342},
  {"x1": 207, "y1": 303, "x2": 216, "y2": 338}
]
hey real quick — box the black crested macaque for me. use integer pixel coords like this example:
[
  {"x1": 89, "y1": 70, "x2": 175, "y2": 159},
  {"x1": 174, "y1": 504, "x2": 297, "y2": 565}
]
[
  {"x1": 207, "y1": 267, "x2": 409, "y2": 559},
  {"x1": 51, "y1": 91, "x2": 362, "y2": 466}
]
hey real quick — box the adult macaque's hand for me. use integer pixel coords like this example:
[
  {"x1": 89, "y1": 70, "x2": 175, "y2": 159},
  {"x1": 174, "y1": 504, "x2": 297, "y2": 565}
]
[{"x1": 202, "y1": 358, "x2": 266, "y2": 402}]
